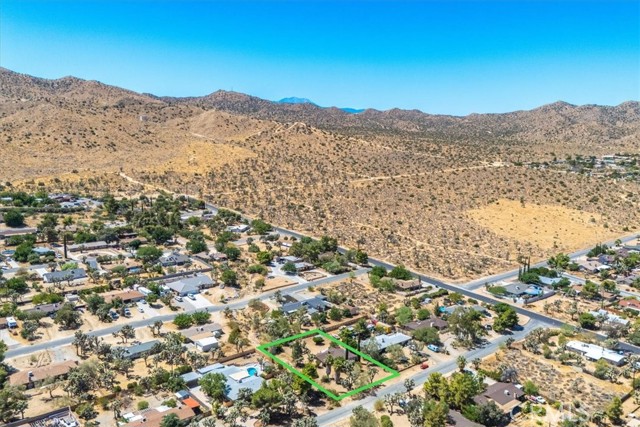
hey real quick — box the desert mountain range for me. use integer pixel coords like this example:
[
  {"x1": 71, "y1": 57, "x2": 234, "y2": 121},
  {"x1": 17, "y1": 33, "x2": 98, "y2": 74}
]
[{"x1": 1, "y1": 67, "x2": 639, "y2": 280}]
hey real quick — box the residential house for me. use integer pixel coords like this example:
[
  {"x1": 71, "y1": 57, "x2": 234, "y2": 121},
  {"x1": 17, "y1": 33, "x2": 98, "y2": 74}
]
[
  {"x1": 32, "y1": 247, "x2": 55, "y2": 256},
  {"x1": 68, "y1": 241, "x2": 117, "y2": 252},
  {"x1": 42, "y1": 268, "x2": 87, "y2": 283},
  {"x1": 294, "y1": 262, "x2": 314, "y2": 273},
  {"x1": 0, "y1": 227, "x2": 37, "y2": 239},
  {"x1": 577, "y1": 259, "x2": 609, "y2": 274},
  {"x1": 473, "y1": 382, "x2": 524, "y2": 414},
  {"x1": 502, "y1": 282, "x2": 544, "y2": 298},
  {"x1": 118, "y1": 340, "x2": 161, "y2": 360},
  {"x1": 159, "y1": 252, "x2": 191, "y2": 267},
  {"x1": 182, "y1": 362, "x2": 264, "y2": 401},
  {"x1": 362, "y1": 332, "x2": 412, "y2": 352},
  {"x1": 442, "y1": 305, "x2": 489, "y2": 316},
  {"x1": 122, "y1": 406, "x2": 196, "y2": 427},
  {"x1": 403, "y1": 316, "x2": 448, "y2": 332},
  {"x1": 281, "y1": 296, "x2": 330, "y2": 315},
  {"x1": 619, "y1": 299, "x2": 640, "y2": 313},
  {"x1": 9, "y1": 360, "x2": 78, "y2": 389},
  {"x1": 194, "y1": 336, "x2": 219, "y2": 352},
  {"x1": 166, "y1": 274, "x2": 215, "y2": 296},
  {"x1": 395, "y1": 278, "x2": 422, "y2": 292},
  {"x1": 102, "y1": 289, "x2": 146, "y2": 304},
  {"x1": 180, "y1": 323, "x2": 224, "y2": 342},
  {"x1": 598, "y1": 254, "x2": 616, "y2": 265},
  {"x1": 539, "y1": 276, "x2": 563, "y2": 287},
  {"x1": 447, "y1": 409, "x2": 483, "y2": 427},
  {"x1": 281, "y1": 255, "x2": 303, "y2": 263},
  {"x1": 315, "y1": 346, "x2": 358, "y2": 365},
  {"x1": 24, "y1": 302, "x2": 64, "y2": 317},
  {"x1": 227, "y1": 224, "x2": 250, "y2": 233},
  {"x1": 566, "y1": 340, "x2": 626, "y2": 365},
  {"x1": 589, "y1": 309, "x2": 629, "y2": 326}
]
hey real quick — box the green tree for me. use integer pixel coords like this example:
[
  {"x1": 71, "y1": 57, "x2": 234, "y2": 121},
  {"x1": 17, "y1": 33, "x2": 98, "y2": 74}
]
[
  {"x1": 423, "y1": 372, "x2": 449, "y2": 402},
  {"x1": 160, "y1": 413, "x2": 181, "y2": 427},
  {"x1": 448, "y1": 307, "x2": 486, "y2": 347},
  {"x1": 456, "y1": 356, "x2": 467, "y2": 372},
  {"x1": 251, "y1": 219, "x2": 273, "y2": 235},
  {"x1": 350, "y1": 405, "x2": 380, "y2": 427},
  {"x1": 523, "y1": 380, "x2": 539, "y2": 396},
  {"x1": 221, "y1": 269, "x2": 238, "y2": 287},
  {"x1": 394, "y1": 306, "x2": 414, "y2": 326},
  {"x1": 54, "y1": 303, "x2": 83, "y2": 329},
  {"x1": 136, "y1": 245, "x2": 163, "y2": 265},
  {"x1": 173, "y1": 313, "x2": 194, "y2": 329},
  {"x1": 282, "y1": 261, "x2": 297, "y2": 274},
  {"x1": 20, "y1": 319, "x2": 39, "y2": 341},
  {"x1": 606, "y1": 396, "x2": 623, "y2": 425},
  {"x1": 380, "y1": 415, "x2": 393, "y2": 427},
  {"x1": 191, "y1": 311, "x2": 211, "y2": 325},
  {"x1": 578, "y1": 312, "x2": 597, "y2": 329},
  {"x1": 0, "y1": 385, "x2": 29, "y2": 422},
  {"x1": 4, "y1": 210, "x2": 25, "y2": 227},
  {"x1": 474, "y1": 402, "x2": 509, "y2": 427},
  {"x1": 448, "y1": 372, "x2": 484, "y2": 409},
  {"x1": 186, "y1": 238, "x2": 208, "y2": 254},
  {"x1": 199, "y1": 372, "x2": 227, "y2": 402},
  {"x1": 548, "y1": 253, "x2": 570, "y2": 270},
  {"x1": 256, "y1": 251, "x2": 273, "y2": 265},
  {"x1": 423, "y1": 399, "x2": 449, "y2": 427},
  {"x1": 412, "y1": 327, "x2": 440, "y2": 345},
  {"x1": 0, "y1": 340, "x2": 7, "y2": 362},
  {"x1": 582, "y1": 281, "x2": 600, "y2": 300},
  {"x1": 388, "y1": 265, "x2": 412, "y2": 280}
]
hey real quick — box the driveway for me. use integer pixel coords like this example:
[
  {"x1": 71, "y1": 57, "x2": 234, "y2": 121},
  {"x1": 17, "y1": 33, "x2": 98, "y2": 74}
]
[
  {"x1": 0, "y1": 329, "x2": 21, "y2": 349},
  {"x1": 183, "y1": 294, "x2": 215, "y2": 310}
]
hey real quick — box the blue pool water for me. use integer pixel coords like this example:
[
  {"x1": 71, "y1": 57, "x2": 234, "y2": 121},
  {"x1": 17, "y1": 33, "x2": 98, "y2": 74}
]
[{"x1": 247, "y1": 367, "x2": 258, "y2": 376}]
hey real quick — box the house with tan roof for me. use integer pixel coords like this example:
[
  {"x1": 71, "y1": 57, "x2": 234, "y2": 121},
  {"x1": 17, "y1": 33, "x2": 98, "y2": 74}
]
[
  {"x1": 9, "y1": 360, "x2": 78, "y2": 389},
  {"x1": 102, "y1": 289, "x2": 146, "y2": 304}
]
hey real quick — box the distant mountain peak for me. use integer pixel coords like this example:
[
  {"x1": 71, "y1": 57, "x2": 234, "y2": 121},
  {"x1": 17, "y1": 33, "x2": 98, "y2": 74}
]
[{"x1": 278, "y1": 97, "x2": 316, "y2": 105}]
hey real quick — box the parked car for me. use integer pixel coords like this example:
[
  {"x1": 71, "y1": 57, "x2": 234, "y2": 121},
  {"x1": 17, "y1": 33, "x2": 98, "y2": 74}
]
[
  {"x1": 175, "y1": 296, "x2": 184, "y2": 302},
  {"x1": 534, "y1": 396, "x2": 546, "y2": 404},
  {"x1": 188, "y1": 293, "x2": 197, "y2": 301},
  {"x1": 427, "y1": 344, "x2": 440, "y2": 352}
]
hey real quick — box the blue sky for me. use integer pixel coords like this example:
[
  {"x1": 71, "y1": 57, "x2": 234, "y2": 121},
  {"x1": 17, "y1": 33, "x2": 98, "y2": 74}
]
[{"x1": 1, "y1": 0, "x2": 638, "y2": 115}]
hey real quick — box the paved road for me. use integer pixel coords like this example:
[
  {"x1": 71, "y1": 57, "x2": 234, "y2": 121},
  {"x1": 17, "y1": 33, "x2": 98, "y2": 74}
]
[
  {"x1": 4, "y1": 269, "x2": 369, "y2": 359},
  {"x1": 317, "y1": 319, "x2": 546, "y2": 426}
]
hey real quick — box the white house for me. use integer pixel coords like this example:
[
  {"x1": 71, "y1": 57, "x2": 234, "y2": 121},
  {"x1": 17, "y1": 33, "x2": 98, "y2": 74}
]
[
  {"x1": 195, "y1": 336, "x2": 219, "y2": 352},
  {"x1": 566, "y1": 340, "x2": 626, "y2": 366}
]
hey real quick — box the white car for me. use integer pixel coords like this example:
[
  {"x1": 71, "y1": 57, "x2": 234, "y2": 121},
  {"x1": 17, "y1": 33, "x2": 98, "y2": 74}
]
[
  {"x1": 188, "y1": 294, "x2": 197, "y2": 301},
  {"x1": 175, "y1": 296, "x2": 184, "y2": 302},
  {"x1": 535, "y1": 396, "x2": 546, "y2": 404}
]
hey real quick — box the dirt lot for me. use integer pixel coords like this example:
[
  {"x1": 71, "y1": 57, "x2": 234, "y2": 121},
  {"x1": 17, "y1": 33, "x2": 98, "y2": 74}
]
[{"x1": 468, "y1": 199, "x2": 619, "y2": 252}]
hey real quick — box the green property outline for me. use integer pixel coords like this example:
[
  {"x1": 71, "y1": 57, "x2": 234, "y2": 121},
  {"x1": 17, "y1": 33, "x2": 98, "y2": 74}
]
[{"x1": 256, "y1": 329, "x2": 400, "y2": 401}]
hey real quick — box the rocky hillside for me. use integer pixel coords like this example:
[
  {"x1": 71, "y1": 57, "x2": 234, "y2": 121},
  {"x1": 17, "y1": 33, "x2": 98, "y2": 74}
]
[{"x1": 1, "y1": 68, "x2": 638, "y2": 281}]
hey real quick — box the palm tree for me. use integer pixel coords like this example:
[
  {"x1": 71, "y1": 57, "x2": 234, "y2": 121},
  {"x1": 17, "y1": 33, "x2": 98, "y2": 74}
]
[
  {"x1": 332, "y1": 357, "x2": 346, "y2": 383},
  {"x1": 456, "y1": 355, "x2": 467, "y2": 372}
]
